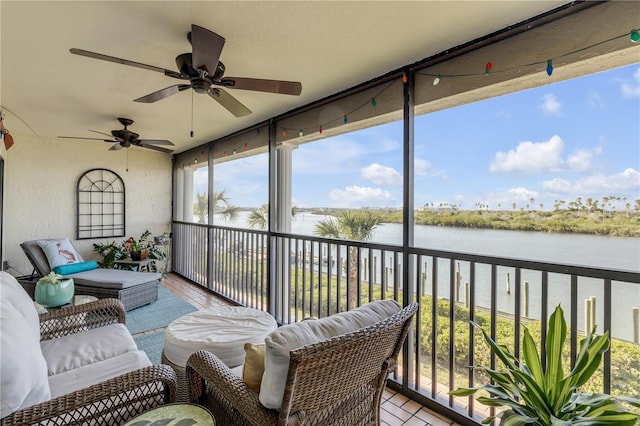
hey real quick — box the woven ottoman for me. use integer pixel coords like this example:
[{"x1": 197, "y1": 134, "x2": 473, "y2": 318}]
[{"x1": 162, "y1": 306, "x2": 278, "y2": 369}]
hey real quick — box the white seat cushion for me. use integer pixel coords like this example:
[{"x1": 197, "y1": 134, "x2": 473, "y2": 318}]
[
  {"x1": 48, "y1": 350, "x2": 151, "y2": 399},
  {"x1": 259, "y1": 299, "x2": 401, "y2": 409},
  {"x1": 0, "y1": 271, "x2": 40, "y2": 338},
  {"x1": 164, "y1": 306, "x2": 277, "y2": 368},
  {"x1": 68, "y1": 268, "x2": 161, "y2": 289},
  {"x1": 0, "y1": 288, "x2": 51, "y2": 418},
  {"x1": 41, "y1": 323, "x2": 138, "y2": 375}
]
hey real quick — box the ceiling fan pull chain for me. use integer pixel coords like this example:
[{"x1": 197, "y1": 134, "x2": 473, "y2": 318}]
[{"x1": 190, "y1": 90, "x2": 195, "y2": 138}]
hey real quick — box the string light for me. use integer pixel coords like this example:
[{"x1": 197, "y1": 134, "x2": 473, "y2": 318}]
[
  {"x1": 244, "y1": 143, "x2": 248, "y2": 151},
  {"x1": 261, "y1": 30, "x2": 637, "y2": 151},
  {"x1": 194, "y1": 158, "x2": 198, "y2": 164},
  {"x1": 232, "y1": 149, "x2": 237, "y2": 155}
]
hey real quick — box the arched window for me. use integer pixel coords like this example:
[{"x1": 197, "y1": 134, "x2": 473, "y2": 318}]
[{"x1": 77, "y1": 168, "x2": 125, "y2": 239}]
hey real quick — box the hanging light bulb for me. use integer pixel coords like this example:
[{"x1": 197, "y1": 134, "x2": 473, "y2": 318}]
[
  {"x1": 319, "y1": 126, "x2": 323, "y2": 134},
  {"x1": 194, "y1": 158, "x2": 198, "y2": 164},
  {"x1": 233, "y1": 149, "x2": 237, "y2": 155},
  {"x1": 282, "y1": 129, "x2": 287, "y2": 137},
  {"x1": 244, "y1": 143, "x2": 248, "y2": 151},
  {"x1": 433, "y1": 74, "x2": 441, "y2": 86},
  {"x1": 371, "y1": 97, "x2": 377, "y2": 107},
  {"x1": 402, "y1": 73, "x2": 408, "y2": 83},
  {"x1": 343, "y1": 115, "x2": 348, "y2": 124},
  {"x1": 485, "y1": 62, "x2": 492, "y2": 75},
  {"x1": 299, "y1": 129, "x2": 304, "y2": 137},
  {"x1": 631, "y1": 30, "x2": 640, "y2": 43}
]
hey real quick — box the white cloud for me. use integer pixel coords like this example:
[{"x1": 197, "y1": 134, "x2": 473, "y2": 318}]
[
  {"x1": 490, "y1": 135, "x2": 565, "y2": 173},
  {"x1": 328, "y1": 186, "x2": 394, "y2": 207},
  {"x1": 541, "y1": 94, "x2": 562, "y2": 116},
  {"x1": 414, "y1": 158, "x2": 432, "y2": 176},
  {"x1": 566, "y1": 147, "x2": 601, "y2": 172},
  {"x1": 621, "y1": 68, "x2": 640, "y2": 97},
  {"x1": 361, "y1": 163, "x2": 402, "y2": 186},
  {"x1": 490, "y1": 135, "x2": 602, "y2": 174},
  {"x1": 543, "y1": 168, "x2": 640, "y2": 194}
]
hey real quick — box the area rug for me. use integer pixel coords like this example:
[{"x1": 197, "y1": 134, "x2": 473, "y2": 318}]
[
  {"x1": 126, "y1": 286, "x2": 197, "y2": 335},
  {"x1": 133, "y1": 331, "x2": 165, "y2": 365}
]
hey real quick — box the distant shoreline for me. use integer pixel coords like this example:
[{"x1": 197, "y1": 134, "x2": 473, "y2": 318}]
[{"x1": 306, "y1": 208, "x2": 640, "y2": 237}]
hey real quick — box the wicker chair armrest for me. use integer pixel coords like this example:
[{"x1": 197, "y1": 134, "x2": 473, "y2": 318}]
[
  {"x1": 39, "y1": 298, "x2": 126, "y2": 340},
  {"x1": 1, "y1": 364, "x2": 177, "y2": 426},
  {"x1": 186, "y1": 350, "x2": 279, "y2": 425}
]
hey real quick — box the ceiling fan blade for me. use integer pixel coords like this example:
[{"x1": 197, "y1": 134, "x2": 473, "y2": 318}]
[
  {"x1": 138, "y1": 139, "x2": 175, "y2": 146},
  {"x1": 134, "y1": 84, "x2": 190, "y2": 103},
  {"x1": 208, "y1": 88, "x2": 252, "y2": 117},
  {"x1": 221, "y1": 77, "x2": 302, "y2": 95},
  {"x1": 70, "y1": 48, "x2": 184, "y2": 79},
  {"x1": 58, "y1": 135, "x2": 116, "y2": 142},
  {"x1": 191, "y1": 25, "x2": 225, "y2": 76},
  {"x1": 139, "y1": 143, "x2": 174, "y2": 154},
  {"x1": 88, "y1": 129, "x2": 114, "y2": 138},
  {"x1": 109, "y1": 143, "x2": 123, "y2": 151}
]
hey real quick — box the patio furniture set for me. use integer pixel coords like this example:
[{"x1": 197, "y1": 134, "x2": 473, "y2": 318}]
[{"x1": 2, "y1": 238, "x2": 418, "y2": 425}]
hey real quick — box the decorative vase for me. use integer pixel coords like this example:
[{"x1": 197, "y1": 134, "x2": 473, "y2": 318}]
[
  {"x1": 131, "y1": 249, "x2": 148, "y2": 261},
  {"x1": 35, "y1": 278, "x2": 74, "y2": 307}
]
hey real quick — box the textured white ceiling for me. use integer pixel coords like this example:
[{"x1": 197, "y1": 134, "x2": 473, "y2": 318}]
[{"x1": 0, "y1": 1, "x2": 569, "y2": 154}]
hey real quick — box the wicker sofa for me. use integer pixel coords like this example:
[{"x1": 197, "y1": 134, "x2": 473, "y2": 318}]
[
  {"x1": 20, "y1": 238, "x2": 160, "y2": 311},
  {"x1": 0, "y1": 271, "x2": 176, "y2": 425},
  {"x1": 187, "y1": 300, "x2": 418, "y2": 425}
]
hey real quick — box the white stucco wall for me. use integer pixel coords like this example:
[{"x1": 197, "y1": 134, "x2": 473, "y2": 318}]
[{"x1": 1, "y1": 133, "x2": 172, "y2": 276}]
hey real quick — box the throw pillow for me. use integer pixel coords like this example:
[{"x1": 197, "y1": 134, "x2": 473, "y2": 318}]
[
  {"x1": 38, "y1": 238, "x2": 83, "y2": 269},
  {"x1": 53, "y1": 260, "x2": 98, "y2": 275},
  {"x1": 242, "y1": 343, "x2": 266, "y2": 392}
]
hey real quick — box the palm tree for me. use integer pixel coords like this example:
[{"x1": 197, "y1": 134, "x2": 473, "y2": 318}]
[
  {"x1": 248, "y1": 204, "x2": 268, "y2": 230},
  {"x1": 192, "y1": 190, "x2": 239, "y2": 224},
  {"x1": 193, "y1": 192, "x2": 208, "y2": 223},
  {"x1": 314, "y1": 210, "x2": 382, "y2": 309},
  {"x1": 248, "y1": 204, "x2": 298, "y2": 230}
]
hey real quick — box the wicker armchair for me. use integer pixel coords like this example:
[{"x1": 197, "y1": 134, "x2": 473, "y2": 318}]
[
  {"x1": 187, "y1": 302, "x2": 418, "y2": 426},
  {"x1": 1, "y1": 298, "x2": 177, "y2": 426}
]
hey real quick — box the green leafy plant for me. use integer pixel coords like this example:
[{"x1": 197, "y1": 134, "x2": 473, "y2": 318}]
[
  {"x1": 93, "y1": 230, "x2": 166, "y2": 270},
  {"x1": 37, "y1": 272, "x2": 66, "y2": 284},
  {"x1": 450, "y1": 305, "x2": 640, "y2": 425}
]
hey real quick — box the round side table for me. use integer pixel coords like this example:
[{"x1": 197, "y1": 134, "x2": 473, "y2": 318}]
[{"x1": 124, "y1": 403, "x2": 215, "y2": 425}]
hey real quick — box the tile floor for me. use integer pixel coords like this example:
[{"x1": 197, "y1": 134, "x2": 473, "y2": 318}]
[{"x1": 161, "y1": 273, "x2": 461, "y2": 426}]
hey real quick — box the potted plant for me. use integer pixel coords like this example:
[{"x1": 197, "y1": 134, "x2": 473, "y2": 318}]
[
  {"x1": 451, "y1": 305, "x2": 640, "y2": 425},
  {"x1": 35, "y1": 272, "x2": 74, "y2": 307}
]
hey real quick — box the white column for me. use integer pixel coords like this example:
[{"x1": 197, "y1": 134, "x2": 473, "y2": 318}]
[
  {"x1": 275, "y1": 143, "x2": 296, "y2": 232},
  {"x1": 182, "y1": 167, "x2": 195, "y2": 222},
  {"x1": 174, "y1": 168, "x2": 184, "y2": 221},
  {"x1": 274, "y1": 143, "x2": 296, "y2": 323}
]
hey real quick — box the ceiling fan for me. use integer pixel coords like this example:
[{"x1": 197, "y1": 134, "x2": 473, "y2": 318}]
[
  {"x1": 59, "y1": 117, "x2": 174, "y2": 153},
  {"x1": 70, "y1": 24, "x2": 302, "y2": 117}
]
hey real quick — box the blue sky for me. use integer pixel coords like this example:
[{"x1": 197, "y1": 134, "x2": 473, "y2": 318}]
[{"x1": 195, "y1": 63, "x2": 640, "y2": 211}]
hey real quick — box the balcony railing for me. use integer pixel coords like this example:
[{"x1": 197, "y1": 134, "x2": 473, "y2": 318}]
[{"x1": 172, "y1": 220, "x2": 640, "y2": 424}]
